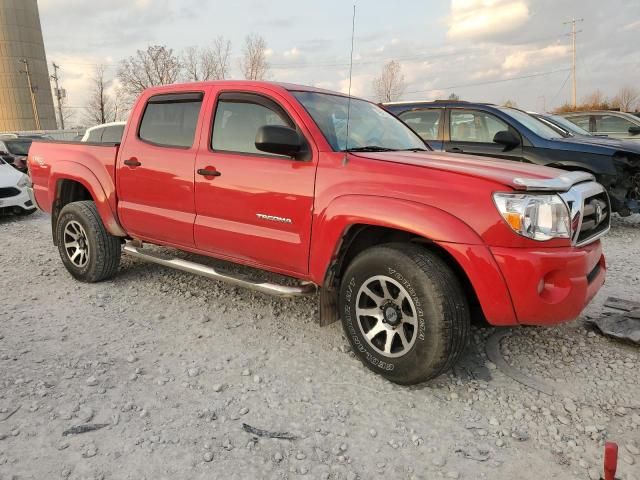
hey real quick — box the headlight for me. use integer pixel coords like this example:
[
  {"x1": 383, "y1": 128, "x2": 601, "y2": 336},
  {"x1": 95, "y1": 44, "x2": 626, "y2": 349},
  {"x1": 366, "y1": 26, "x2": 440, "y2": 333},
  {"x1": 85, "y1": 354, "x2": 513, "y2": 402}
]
[
  {"x1": 493, "y1": 193, "x2": 571, "y2": 241},
  {"x1": 17, "y1": 174, "x2": 30, "y2": 188}
]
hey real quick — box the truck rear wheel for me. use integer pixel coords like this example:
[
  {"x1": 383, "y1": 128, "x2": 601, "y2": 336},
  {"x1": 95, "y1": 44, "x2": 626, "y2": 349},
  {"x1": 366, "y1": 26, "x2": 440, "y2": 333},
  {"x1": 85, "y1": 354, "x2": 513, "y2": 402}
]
[
  {"x1": 56, "y1": 201, "x2": 121, "y2": 282},
  {"x1": 339, "y1": 243, "x2": 470, "y2": 385}
]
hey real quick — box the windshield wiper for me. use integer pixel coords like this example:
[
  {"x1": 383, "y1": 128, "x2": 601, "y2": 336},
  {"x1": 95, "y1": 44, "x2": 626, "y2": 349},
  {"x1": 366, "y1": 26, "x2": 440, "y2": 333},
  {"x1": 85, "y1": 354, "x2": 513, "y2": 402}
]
[
  {"x1": 398, "y1": 147, "x2": 429, "y2": 152},
  {"x1": 343, "y1": 146, "x2": 397, "y2": 152}
]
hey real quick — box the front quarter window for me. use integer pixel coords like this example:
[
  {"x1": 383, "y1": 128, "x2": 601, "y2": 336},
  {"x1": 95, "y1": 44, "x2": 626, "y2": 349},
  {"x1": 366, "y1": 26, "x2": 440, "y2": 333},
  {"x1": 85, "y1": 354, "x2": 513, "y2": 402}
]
[{"x1": 292, "y1": 91, "x2": 426, "y2": 152}]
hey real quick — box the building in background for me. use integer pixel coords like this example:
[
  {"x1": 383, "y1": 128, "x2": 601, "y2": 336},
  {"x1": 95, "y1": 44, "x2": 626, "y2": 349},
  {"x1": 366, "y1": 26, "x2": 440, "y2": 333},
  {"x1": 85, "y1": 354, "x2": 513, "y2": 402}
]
[{"x1": 0, "y1": 0, "x2": 56, "y2": 131}]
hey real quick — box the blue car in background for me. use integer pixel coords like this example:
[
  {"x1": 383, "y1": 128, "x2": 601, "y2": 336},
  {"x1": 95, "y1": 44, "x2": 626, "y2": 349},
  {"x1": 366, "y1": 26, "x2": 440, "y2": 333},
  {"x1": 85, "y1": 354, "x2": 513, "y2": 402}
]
[{"x1": 383, "y1": 100, "x2": 640, "y2": 216}]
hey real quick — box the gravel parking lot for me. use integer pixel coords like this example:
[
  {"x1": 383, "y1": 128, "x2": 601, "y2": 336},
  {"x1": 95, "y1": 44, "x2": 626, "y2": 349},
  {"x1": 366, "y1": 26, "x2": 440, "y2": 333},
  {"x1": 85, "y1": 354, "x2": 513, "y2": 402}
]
[{"x1": 1, "y1": 212, "x2": 639, "y2": 480}]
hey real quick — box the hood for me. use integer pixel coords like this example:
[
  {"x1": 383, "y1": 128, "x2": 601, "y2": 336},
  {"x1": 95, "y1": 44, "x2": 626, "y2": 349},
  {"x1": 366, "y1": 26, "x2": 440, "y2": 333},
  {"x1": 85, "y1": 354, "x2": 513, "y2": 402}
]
[
  {"x1": 555, "y1": 135, "x2": 640, "y2": 153},
  {"x1": 354, "y1": 151, "x2": 564, "y2": 190},
  {"x1": 551, "y1": 136, "x2": 640, "y2": 155},
  {"x1": 0, "y1": 161, "x2": 23, "y2": 188}
]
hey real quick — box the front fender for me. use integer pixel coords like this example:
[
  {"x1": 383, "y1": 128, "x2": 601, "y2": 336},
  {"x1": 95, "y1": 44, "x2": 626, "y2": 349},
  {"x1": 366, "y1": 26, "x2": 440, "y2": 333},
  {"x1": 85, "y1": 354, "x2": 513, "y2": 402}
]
[
  {"x1": 49, "y1": 161, "x2": 126, "y2": 237},
  {"x1": 309, "y1": 194, "x2": 484, "y2": 283}
]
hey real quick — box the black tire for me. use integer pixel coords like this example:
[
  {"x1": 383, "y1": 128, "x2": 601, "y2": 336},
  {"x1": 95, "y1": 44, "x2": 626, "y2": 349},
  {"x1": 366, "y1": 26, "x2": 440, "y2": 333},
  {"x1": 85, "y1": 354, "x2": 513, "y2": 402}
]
[
  {"x1": 56, "y1": 201, "x2": 121, "y2": 282},
  {"x1": 14, "y1": 207, "x2": 37, "y2": 216},
  {"x1": 339, "y1": 243, "x2": 470, "y2": 385}
]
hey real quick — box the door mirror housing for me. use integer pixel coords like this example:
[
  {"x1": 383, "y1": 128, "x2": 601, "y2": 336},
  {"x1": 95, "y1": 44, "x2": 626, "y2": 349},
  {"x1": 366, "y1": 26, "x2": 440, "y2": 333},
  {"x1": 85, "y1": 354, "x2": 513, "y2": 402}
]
[
  {"x1": 493, "y1": 130, "x2": 520, "y2": 149},
  {"x1": 255, "y1": 125, "x2": 303, "y2": 157},
  {"x1": 628, "y1": 126, "x2": 640, "y2": 135}
]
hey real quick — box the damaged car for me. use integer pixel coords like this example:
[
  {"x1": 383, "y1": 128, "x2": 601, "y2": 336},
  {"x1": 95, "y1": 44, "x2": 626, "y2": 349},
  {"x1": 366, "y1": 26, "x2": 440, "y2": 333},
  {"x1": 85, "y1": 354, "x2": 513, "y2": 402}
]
[{"x1": 383, "y1": 101, "x2": 640, "y2": 215}]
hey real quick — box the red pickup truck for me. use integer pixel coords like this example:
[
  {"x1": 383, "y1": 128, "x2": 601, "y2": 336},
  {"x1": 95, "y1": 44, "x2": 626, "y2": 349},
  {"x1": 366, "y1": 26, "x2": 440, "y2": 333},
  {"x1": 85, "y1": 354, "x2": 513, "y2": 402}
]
[{"x1": 28, "y1": 81, "x2": 610, "y2": 384}]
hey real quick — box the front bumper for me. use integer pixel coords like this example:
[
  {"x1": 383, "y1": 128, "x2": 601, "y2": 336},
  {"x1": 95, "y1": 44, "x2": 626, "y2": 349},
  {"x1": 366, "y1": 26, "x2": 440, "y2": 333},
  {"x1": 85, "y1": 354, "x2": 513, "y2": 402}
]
[
  {"x1": 491, "y1": 241, "x2": 605, "y2": 325},
  {"x1": 0, "y1": 186, "x2": 34, "y2": 212}
]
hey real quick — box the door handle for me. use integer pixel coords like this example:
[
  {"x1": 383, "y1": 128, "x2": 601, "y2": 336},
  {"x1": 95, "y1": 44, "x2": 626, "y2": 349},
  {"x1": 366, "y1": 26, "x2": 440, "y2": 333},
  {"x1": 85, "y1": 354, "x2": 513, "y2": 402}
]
[
  {"x1": 124, "y1": 158, "x2": 142, "y2": 167},
  {"x1": 197, "y1": 168, "x2": 222, "y2": 177},
  {"x1": 447, "y1": 147, "x2": 463, "y2": 153}
]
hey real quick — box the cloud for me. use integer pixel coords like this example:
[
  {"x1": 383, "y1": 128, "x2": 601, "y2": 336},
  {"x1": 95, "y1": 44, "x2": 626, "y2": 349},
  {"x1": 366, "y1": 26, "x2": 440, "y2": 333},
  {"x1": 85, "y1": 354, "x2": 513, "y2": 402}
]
[
  {"x1": 448, "y1": 0, "x2": 530, "y2": 40},
  {"x1": 502, "y1": 44, "x2": 568, "y2": 71}
]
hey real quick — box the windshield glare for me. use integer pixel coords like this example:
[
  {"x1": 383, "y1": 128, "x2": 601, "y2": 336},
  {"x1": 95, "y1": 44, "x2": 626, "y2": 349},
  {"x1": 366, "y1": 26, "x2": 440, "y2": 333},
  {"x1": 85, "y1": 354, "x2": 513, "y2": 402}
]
[
  {"x1": 499, "y1": 107, "x2": 562, "y2": 140},
  {"x1": 292, "y1": 91, "x2": 426, "y2": 152}
]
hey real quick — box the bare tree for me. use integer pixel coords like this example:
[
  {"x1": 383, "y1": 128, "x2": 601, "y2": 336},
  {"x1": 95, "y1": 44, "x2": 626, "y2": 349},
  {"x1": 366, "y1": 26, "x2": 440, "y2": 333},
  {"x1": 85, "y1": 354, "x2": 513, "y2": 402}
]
[
  {"x1": 117, "y1": 45, "x2": 182, "y2": 97},
  {"x1": 212, "y1": 36, "x2": 232, "y2": 80},
  {"x1": 448, "y1": 92, "x2": 460, "y2": 101},
  {"x1": 85, "y1": 65, "x2": 114, "y2": 125},
  {"x1": 373, "y1": 60, "x2": 406, "y2": 103},
  {"x1": 182, "y1": 37, "x2": 232, "y2": 81},
  {"x1": 612, "y1": 85, "x2": 639, "y2": 112},
  {"x1": 502, "y1": 99, "x2": 518, "y2": 108},
  {"x1": 240, "y1": 34, "x2": 269, "y2": 80}
]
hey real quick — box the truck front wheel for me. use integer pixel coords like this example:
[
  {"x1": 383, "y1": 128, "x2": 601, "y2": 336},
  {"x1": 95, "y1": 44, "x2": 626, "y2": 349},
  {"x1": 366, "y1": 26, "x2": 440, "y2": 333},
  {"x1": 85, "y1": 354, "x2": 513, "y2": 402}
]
[
  {"x1": 56, "y1": 201, "x2": 121, "y2": 282},
  {"x1": 339, "y1": 243, "x2": 470, "y2": 385}
]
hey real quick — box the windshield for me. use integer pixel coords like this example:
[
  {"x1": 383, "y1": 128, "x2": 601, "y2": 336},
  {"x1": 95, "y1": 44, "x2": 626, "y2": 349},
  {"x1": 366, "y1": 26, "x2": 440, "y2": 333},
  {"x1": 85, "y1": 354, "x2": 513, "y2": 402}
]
[
  {"x1": 547, "y1": 115, "x2": 591, "y2": 136},
  {"x1": 292, "y1": 91, "x2": 427, "y2": 151},
  {"x1": 5, "y1": 139, "x2": 32, "y2": 156},
  {"x1": 499, "y1": 107, "x2": 563, "y2": 140}
]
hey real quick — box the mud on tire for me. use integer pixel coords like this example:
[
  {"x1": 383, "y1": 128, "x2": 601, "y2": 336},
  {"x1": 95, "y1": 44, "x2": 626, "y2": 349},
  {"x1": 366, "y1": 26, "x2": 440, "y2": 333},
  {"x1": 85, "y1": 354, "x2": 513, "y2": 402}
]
[
  {"x1": 56, "y1": 201, "x2": 121, "y2": 282},
  {"x1": 339, "y1": 243, "x2": 470, "y2": 385}
]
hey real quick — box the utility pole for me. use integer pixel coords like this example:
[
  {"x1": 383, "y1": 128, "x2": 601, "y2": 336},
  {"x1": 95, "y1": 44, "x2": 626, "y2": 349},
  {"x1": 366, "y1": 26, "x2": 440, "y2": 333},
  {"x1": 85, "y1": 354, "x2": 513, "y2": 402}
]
[
  {"x1": 51, "y1": 62, "x2": 65, "y2": 130},
  {"x1": 19, "y1": 58, "x2": 41, "y2": 130},
  {"x1": 564, "y1": 18, "x2": 583, "y2": 109}
]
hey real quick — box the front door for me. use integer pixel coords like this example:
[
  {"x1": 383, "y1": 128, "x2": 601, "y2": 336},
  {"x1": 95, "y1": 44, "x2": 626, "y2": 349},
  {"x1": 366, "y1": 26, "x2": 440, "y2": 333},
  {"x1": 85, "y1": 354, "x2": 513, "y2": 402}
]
[
  {"x1": 193, "y1": 90, "x2": 317, "y2": 275},
  {"x1": 444, "y1": 108, "x2": 524, "y2": 161},
  {"x1": 117, "y1": 91, "x2": 205, "y2": 247}
]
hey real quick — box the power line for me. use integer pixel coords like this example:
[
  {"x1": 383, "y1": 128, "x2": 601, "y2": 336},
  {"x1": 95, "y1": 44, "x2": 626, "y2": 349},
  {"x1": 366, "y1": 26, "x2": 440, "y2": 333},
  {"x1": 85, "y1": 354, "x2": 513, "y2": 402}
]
[{"x1": 403, "y1": 68, "x2": 571, "y2": 96}]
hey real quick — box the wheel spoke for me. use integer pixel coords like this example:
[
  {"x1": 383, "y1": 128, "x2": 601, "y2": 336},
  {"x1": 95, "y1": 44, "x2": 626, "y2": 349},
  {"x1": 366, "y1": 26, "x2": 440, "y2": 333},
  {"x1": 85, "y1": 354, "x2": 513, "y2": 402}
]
[
  {"x1": 383, "y1": 330, "x2": 396, "y2": 354},
  {"x1": 356, "y1": 306, "x2": 382, "y2": 319},
  {"x1": 70, "y1": 249, "x2": 81, "y2": 263},
  {"x1": 398, "y1": 328, "x2": 409, "y2": 348},
  {"x1": 362, "y1": 286, "x2": 384, "y2": 306},
  {"x1": 380, "y1": 279, "x2": 392, "y2": 300},
  {"x1": 402, "y1": 311, "x2": 418, "y2": 327},
  {"x1": 65, "y1": 240, "x2": 79, "y2": 249},
  {"x1": 364, "y1": 321, "x2": 385, "y2": 341}
]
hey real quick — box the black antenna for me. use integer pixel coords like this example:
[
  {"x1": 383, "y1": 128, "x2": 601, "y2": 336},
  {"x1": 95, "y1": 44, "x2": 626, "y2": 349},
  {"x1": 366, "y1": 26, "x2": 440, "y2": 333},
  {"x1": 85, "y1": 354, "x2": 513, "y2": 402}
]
[{"x1": 343, "y1": 4, "x2": 356, "y2": 165}]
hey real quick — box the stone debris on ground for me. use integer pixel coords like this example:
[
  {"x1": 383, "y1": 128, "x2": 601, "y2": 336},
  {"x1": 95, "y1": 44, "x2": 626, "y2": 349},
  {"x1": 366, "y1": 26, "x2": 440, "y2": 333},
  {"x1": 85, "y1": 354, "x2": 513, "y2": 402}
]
[{"x1": 0, "y1": 212, "x2": 639, "y2": 479}]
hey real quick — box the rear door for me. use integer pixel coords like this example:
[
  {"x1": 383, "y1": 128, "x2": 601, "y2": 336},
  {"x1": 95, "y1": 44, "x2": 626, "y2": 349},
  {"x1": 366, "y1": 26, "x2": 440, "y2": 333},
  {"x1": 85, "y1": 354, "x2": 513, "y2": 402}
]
[
  {"x1": 444, "y1": 108, "x2": 525, "y2": 161},
  {"x1": 193, "y1": 88, "x2": 317, "y2": 275},
  {"x1": 396, "y1": 108, "x2": 444, "y2": 150},
  {"x1": 117, "y1": 91, "x2": 205, "y2": 247}
]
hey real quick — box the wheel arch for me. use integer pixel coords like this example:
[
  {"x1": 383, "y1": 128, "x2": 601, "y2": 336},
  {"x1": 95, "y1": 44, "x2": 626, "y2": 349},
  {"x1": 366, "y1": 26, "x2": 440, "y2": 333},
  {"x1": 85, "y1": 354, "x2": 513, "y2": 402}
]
[{"x1": 50, "y1": 163, "x2": 126, "y2": 244}]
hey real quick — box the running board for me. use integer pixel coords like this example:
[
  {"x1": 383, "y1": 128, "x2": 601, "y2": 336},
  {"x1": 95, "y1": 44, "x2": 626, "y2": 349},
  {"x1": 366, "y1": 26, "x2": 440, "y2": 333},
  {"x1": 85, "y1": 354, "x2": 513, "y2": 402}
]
[{"x1": 123, "y1": 243, "x2": 317, "y2": 298}]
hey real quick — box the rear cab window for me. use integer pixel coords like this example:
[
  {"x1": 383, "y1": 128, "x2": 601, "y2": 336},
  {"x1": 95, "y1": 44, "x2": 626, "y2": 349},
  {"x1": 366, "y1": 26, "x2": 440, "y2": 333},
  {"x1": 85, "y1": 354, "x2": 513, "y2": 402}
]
[
  {"x1": 138, "y1": 92, "x2": 204, "y2": 148},
  {"x1": 102, "y1": 125, "x2": 125, "y2": 143}
]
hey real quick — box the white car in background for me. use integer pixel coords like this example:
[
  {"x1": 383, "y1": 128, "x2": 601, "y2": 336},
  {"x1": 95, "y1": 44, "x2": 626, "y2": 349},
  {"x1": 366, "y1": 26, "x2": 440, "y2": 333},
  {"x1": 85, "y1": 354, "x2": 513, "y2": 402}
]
[
  {"x1": 81, "y1": 121, "x2": 126, "y2": 143},
  {"x1": 0, "y1": 157, "x2": 36, "y2": 216}
]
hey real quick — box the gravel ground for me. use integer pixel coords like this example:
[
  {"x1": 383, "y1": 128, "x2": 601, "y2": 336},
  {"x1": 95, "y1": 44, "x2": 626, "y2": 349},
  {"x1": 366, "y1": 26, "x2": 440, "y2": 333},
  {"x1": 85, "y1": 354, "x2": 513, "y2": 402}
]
[{"x1": 0, "y1": 212, "x2": 639, "y2": 480}]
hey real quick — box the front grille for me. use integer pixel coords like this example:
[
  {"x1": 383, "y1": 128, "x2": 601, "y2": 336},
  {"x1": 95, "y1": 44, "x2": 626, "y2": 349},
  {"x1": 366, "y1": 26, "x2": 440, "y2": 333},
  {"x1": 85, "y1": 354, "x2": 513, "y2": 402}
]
[
  {"x1": 577, "y1": 192, "x2": 610, "y2": 245},
  {"x1": 0, "y1": 187, "x2": 20, "y2": 198}
]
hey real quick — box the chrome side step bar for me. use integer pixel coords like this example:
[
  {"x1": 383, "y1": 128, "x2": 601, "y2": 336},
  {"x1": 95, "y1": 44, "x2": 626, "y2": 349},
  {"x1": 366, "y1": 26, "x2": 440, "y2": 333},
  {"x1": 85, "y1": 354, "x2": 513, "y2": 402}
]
[{"x1": 123, "y1": 243, "x2": 317, "y2": 298}]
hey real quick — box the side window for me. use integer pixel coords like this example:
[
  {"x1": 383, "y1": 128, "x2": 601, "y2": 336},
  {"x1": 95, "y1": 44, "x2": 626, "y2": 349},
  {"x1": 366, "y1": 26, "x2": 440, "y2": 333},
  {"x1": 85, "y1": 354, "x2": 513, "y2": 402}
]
[
  {"x1": 102, "y1": 124, "x2": 125, "y2": 143},
  {"x1": 450, "y1": 110, "x2": 509, "y2": 143},
  {"x1": 138, "y1": 93, "x2": 203, "y2": 148},
  {"x1": 87, "y1": 127, "x2": 103, "y2": 142},
  {"x1": 211, "y1": 93, "x2": 293, "y2": 156},
  {"x1": 398, "y1": 109, "x2": 442, "y2": 141},
  {"x1": 567, "y1": 115, "x2": 591, "y2": 131},
  {"x1": 595, "y1": 115, "x2": 635, "y2": 133}
]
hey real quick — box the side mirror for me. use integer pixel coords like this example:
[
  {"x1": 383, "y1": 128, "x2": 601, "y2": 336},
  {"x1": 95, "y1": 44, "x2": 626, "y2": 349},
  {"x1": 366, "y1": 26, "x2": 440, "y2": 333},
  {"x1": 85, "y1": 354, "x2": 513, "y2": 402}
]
[
  {"x1": 628, "y1": 126, "x2": 640, "y2": 135},
  {"x1": 493, "y1": 130, "x2": 520, "y2": 149},
  {"x1": 255, "y1": 125, "x2": 303, "y2": 157}
]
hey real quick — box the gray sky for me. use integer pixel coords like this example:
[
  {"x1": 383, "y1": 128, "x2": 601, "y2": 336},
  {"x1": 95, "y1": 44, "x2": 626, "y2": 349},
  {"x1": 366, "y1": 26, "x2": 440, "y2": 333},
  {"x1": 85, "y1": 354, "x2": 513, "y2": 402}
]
[{"x1": 39, "y1": 0, "x2": 640, "y2": 123}]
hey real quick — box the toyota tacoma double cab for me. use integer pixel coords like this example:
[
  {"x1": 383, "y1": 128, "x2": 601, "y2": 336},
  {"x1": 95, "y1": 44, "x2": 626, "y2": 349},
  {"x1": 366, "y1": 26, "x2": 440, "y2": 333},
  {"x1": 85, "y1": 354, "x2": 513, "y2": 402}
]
[{"x1": 27, "y1": 81, "x2": 609, "y2": 384}]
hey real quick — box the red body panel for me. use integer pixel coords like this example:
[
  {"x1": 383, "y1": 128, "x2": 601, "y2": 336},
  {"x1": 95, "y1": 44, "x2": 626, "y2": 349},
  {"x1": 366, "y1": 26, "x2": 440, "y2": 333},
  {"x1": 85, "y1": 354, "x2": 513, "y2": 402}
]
[{"x1": 27, "y1": 80, "x2": 608, "y2": 328}]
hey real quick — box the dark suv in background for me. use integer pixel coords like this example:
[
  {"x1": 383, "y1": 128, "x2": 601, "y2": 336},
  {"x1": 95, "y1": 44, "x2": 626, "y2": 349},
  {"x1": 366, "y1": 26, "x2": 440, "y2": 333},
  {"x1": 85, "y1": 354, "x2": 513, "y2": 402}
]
[{"x1": 383, "y1": 101, "x2": 640, "y2": 216}]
